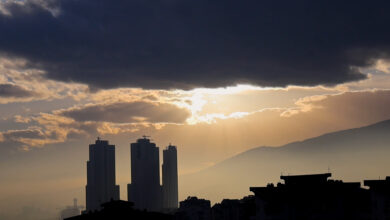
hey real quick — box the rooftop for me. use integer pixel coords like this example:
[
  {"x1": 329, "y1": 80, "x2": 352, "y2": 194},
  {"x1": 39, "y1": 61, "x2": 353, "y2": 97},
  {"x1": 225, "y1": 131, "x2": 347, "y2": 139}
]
[{"x1": 281, "y1": 173, "x2": 331, "y2": 185}]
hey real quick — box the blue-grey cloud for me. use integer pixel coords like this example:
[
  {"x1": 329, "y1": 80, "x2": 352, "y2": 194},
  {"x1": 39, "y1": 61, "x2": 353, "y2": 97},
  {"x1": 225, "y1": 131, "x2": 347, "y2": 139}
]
[
  {"x1": 0, "y1": 84, "x2": 37, "y2": 98},
  {"x1": 2, "y1": 128, "x2": 47, "y2": 140},
  {"x1": 58, "y1": 101, "x2": 190, "y2": 123},
  {"x1": 0, "y1": 0, "x2": 390, "y2": 89}
]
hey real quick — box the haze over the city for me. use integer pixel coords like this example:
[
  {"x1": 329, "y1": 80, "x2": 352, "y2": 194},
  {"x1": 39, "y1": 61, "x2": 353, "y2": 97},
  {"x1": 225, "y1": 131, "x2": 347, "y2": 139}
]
[{"x1": 1, "y1": 0, "x2": 390, "y2": 219}]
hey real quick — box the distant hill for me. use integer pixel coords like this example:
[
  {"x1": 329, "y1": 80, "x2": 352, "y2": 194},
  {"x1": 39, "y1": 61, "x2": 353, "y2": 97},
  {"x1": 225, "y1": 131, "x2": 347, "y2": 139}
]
[{"x1": 180, "y1": 119, "x2": 390, "y2": 203}]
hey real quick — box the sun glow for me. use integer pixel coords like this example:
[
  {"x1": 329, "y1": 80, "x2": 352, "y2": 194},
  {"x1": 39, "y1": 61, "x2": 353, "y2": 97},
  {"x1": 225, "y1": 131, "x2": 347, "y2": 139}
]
[{"x1": 174, "y1": 84, "x2": 271, "y2": 124}]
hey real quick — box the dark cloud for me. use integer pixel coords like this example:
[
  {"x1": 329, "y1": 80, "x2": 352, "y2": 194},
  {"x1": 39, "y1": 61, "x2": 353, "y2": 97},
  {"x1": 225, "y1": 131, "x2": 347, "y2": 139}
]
[
  {"x1": 2, "y1": 127, "x2": 54, "y2": 140},
  {"x1": 0, "y1": 126, "x2": 64, "y2": 148},
  {"x1": 0, "y1": 84, "x2": 37, "y2": 98},
  {"x1": 304, "y1": 90, "x2": 390, "y2": 123},
  {"x1": 1, "y1": 0, "x2": 390, "y2": 89},
  {"x1": 59, "y1": 101, "x2": 190, "y2": 123}
]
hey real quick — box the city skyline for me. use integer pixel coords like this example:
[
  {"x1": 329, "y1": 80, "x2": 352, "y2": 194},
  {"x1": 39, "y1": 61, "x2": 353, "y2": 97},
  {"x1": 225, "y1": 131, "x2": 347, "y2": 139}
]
[
  {"x1": 83, "y1": 136, "x2": 179, "y2": 212},
  {"x1": 67, "y1": 172, "x2": 390, "y2": 220},
  {"x1": 1, "y1": 0, "x2": 390, "y2": 219}
]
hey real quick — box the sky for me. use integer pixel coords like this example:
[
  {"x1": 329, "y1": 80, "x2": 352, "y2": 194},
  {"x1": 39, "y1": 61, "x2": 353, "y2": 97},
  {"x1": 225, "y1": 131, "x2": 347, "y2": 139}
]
[{"x1": 1, "y1": 0, "x2": 390, "y2": 219}]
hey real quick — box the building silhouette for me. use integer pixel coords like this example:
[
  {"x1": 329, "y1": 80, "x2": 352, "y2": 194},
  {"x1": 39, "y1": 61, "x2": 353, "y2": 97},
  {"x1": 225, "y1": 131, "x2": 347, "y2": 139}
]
[
  {"x1": 128, "y1": 136, "x2": 162, "y2": 211},
  {"x1": 78, "y1": 137, "x2": 390, "y2": 219},
  {"x1": 85, "y1": 138, "x2": 120, "y2": 211},
  {"x1": 176, "y1": 196, "x2": 212, "y2": 220},
  {"x1": 66, "y1": 200, "x2": 173, "y2": 220},
  {"x1": 211, "y1": 196, "x2": 255, "y2": 220},
  {"x1": 74, "y1": 164, "x2": 390, "y2": 220},
  {"x1": 250, "y1": 173, "x2": 371, "y2": 220},
  {"x1": 162, "y1": 145, "x2": 179, "y2": 210},
  {"x1": 212, "y1": 199, "x2": 240, "y2": 220},
  {"x1": 364, "y1": 177, "x2": 390, "y2": 220},
  {"x1": 60, "y1": 199, "x2": 81, "y2": 220}
]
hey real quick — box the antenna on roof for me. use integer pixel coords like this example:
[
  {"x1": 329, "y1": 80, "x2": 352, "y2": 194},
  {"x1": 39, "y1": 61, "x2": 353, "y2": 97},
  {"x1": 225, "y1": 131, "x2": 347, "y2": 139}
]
[{"x1": 97, "y1": 136, "x2": 100, "y2": 141}]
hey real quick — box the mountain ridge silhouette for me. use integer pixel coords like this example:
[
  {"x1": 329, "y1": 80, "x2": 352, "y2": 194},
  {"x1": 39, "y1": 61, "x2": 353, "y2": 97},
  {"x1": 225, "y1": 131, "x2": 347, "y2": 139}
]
[{"x1": 180, "y1": 119, "x2": 390, "y2": 203}]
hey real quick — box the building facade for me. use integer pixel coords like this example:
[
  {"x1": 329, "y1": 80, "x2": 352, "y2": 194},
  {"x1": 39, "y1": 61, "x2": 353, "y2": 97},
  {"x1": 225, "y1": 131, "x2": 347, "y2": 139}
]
[
  {"x1": 85, "y1": 138, "x2": 120, "y2": 211},
  {"x1": 162, "y1": 145, "x2": 179, "y2": 210},
  {"x1": 128, "y1": 137, "x2": 162, "y2": 211},
  {"x1": 176, "y1": 197, "x2": 212, "y2": 220},
  {"x1": 364, "y1": 177, "x2": 390, "y2": 220},
  {"x1": 250, "y1": 173, "x2": 371, "y2": 220},
  {"x1": 211, "y1": 196, "x2": 256, "y2": 220}
]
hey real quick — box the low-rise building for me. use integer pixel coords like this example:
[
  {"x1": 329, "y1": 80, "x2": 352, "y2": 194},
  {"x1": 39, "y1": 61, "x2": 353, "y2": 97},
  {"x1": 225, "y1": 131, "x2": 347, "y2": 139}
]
[
  {"x1": 176, "y1": 196, "x2": 211, "y2": 220},
  {"x1": 364, "y1": 176, "x2": 390, "y2": 220},
  {"x1": 250, "y1": 173, "x2": 371, "y2": 220},
  {"x1": 212, "y1": 196, "x2": 255, "y2": 220}
]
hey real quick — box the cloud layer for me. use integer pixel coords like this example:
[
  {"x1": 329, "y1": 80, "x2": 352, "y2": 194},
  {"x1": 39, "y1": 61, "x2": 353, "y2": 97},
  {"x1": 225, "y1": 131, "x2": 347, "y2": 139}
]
[
  {"x1": 0, "y1": 83, "x2": 37, "y2": 98},
  {"x1": 1, "y1": 0, "x2": 390, "y2": 89},
  {"x1": 0, "y1": 57, "x2": 88, "y2": 103},
  {"x1": 0, "y1": 98, "x2": 190, "y2": 150},
  {"x1": 58, "y1": 101, "x2": 190, "y2": 124}
]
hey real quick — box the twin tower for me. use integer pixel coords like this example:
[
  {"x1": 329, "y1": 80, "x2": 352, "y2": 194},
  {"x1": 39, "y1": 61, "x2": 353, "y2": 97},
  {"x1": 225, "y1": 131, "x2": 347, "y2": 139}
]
[{"x1": 85, "y1": 137, "x2": 178, "y2": 212}]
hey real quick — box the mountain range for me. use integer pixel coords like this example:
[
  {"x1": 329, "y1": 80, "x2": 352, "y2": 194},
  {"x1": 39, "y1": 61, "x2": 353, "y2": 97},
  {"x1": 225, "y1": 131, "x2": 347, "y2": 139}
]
[{"x1": 180, "y1": 119, "x2": 390, "y2": 203}]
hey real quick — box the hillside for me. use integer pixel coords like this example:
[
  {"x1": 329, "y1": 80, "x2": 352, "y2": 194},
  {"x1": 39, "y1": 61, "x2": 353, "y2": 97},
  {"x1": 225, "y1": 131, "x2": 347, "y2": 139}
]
[{"x1": 180, "y1": 119, "x2": 390, "y2": 203}]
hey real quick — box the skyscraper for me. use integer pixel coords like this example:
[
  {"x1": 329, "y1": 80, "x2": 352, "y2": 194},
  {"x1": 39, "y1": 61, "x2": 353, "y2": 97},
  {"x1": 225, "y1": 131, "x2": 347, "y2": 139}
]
[
  {"x1": 162, "y1": 145, "x2": 179, "y2": 209},
  {"x1": 86, "y1": 138, "x2": 120, "y2": 211},
  {"x1": 59, "y1": 199, "x2": 81, "y2": 220},
  {"x1": 128, "y1": 136, "x2": 162, "y2": 211}
]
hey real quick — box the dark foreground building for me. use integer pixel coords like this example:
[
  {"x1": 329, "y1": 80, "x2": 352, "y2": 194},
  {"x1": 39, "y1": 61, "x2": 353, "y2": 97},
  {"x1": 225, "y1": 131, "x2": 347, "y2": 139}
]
[
  {"x1": 85, "y1": 138, "x2": 120, "y2": 211},
  {"x1": 127, "y1": 137, "x2": 179, "y2": 212},
  {"x1": 163, "y1": 145, "x2": 179, "y2": 210},
  {"x1": 66, "y1": 200, "x2": 173, "y2": 220},
  {"x1": 211, "y1": 196, "x2": 256, "y2": 220},
  {"x1": 364, "y1": 177, "x2": 390, "y2": 220},
  {"x1": 71, "y1": 171, "x2": 390, "y2": 220},
  {"x1": 176, "y1": 196, "x2": 212, "y2": 220},
  {"x1": 175, "y1": 196, "x2": 256, "y2": 220},
  {"x1": 250, "y1": 173, "x2": 371, "y2": 220},
  {"x1": 128, "y1": 137, "x2": 162, "y2": 211}
]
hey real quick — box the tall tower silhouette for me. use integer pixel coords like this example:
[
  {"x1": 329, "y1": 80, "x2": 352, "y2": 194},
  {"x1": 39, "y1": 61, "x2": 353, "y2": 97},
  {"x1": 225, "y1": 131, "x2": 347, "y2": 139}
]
[
  {"x1": 162, "y1": 145, "x2": 179, "y2": 209},
  {"x1": 86, "y1": 138, "x2": 120, "y2": 211},
  {"x1": 128, "y1": 136, "x2": 162, "y2": 211}
]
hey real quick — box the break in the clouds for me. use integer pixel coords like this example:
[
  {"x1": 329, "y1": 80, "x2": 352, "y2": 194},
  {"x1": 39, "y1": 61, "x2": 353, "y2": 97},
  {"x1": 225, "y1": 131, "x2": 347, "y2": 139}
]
[
  {"x1": 1, "y1": 1, "x2": 390, "y2": 89},
  {"x1": 0, "y1": 83, "x2": 37, "y2": 98},
  {"x1": 58, "y1": 101, "x2": 190, "y2": 124}
]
